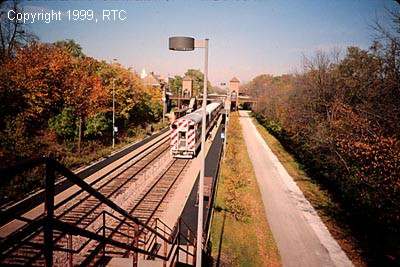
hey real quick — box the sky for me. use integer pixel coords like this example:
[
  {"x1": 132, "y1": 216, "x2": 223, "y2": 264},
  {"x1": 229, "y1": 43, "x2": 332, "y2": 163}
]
[{"x1": 18, "y1": 0, "x2": 399, "y2": 85}]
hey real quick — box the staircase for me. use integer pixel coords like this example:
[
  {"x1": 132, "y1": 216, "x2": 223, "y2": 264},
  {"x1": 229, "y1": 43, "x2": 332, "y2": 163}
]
[{"x1": 0, "y1": 157, "x2": 199, "y2": 266}]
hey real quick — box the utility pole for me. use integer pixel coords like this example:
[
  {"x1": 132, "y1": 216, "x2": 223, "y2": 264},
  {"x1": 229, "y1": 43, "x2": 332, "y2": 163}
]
[
  {"x1": 162, "y1": 84, "x2": 166, "y2": 124},
  {"x1": 112, "y1": 78, "x2": 115, "y2": 149},
  {"x1": 112, "y1": 58, "x2": 117, "y2": 149}
]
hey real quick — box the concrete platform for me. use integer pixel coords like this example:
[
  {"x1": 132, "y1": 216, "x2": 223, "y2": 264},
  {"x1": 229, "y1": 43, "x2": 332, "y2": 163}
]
[{"x1": 158, "y1": 117, "x2": 222, "y2": 230}]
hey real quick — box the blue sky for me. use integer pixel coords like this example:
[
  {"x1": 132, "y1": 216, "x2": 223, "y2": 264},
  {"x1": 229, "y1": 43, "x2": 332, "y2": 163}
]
[{"x1": 21, "y1": 0, "x2": 399, "y2": 85}]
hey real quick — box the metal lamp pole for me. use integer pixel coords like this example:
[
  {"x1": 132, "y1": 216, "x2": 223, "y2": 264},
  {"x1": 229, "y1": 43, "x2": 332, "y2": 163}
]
[
  {"x1": 112, "y1": 58, "x2": 117, "y2": 149},
  {"x1": 198, "y1": 38, "x2": 208, "y2": 267},
  {"x1": 162, "y1": 84, "x2": 166, "y2": 124},
  {"x1": 112, "y1": 78, "x2": 115, "y2": 149},
  {"x1": 169, "y1": 36, "x2": 208, "y2": 267}
]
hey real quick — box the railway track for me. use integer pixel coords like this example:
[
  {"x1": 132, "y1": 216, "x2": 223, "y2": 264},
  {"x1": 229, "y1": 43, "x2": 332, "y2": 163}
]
[
  {"x1": 82, "y1": 158, "x2": 190, "y2": 266},
  {"x1": 0, "y1": 133, "x2": 186, "y2": 266}
]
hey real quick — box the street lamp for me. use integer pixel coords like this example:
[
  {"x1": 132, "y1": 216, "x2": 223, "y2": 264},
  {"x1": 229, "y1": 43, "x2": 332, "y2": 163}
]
[{"x1": 169, "y1": 36, "x2": 209, "y2": 267}]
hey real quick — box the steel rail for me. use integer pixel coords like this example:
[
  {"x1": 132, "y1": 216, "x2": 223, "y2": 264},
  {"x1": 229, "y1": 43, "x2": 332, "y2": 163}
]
[
  {"x1": 0, "y1": 135, "x2": 171, "y2": 266},
  {"x1": 81, "y1": 159, "x2": 189, "y2": 265},
  {"x1": 23, "y1": 143, "x2": 171, "y2": 266}
]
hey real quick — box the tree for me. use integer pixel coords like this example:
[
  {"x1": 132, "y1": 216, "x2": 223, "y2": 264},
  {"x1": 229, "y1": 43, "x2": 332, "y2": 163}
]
[
  {"x1": 84, "y1": 113, "x2": 109, "y2": 139},
  {"x1": 184, "y1": 69, "x2": 212, "y2": 96},
  {"x1": 251, "y1": 36, "x2": 400, "y2": 263},
  {"x1": 64, "y1": 56, "x2": 107, "y2": 152},
  {"x1": 48, "y1": 107, "x2": 77, "y2": 141},
  {"x1": 54, "y1": 39, "x2": 85, "y2": 58},
  {"x1": 0, "y1": 0, "x2": 36, "y2": 63},
  {"x1": 168, "y1": 75, "x2": 182, "y2": 95},
  {"x1": 1, "y1": 42, "x2": 73, "y2": 126}
]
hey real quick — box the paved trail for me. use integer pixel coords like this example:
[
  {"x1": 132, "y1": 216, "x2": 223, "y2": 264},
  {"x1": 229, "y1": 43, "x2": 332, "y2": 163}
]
[{"x1": 238, "y1": 111, "x2": 353, "y2": 267}]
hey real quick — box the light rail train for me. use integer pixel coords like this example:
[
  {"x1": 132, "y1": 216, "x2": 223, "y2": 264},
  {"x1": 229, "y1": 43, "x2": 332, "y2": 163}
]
[{"x1": 170, "y1": 102, "x2": 222, "y2": 158}]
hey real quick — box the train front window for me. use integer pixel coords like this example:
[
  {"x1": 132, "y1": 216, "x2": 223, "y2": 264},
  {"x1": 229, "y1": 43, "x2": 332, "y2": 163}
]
[{"x1": 179, "y1": 132, "x2": 186, "y2": 139}]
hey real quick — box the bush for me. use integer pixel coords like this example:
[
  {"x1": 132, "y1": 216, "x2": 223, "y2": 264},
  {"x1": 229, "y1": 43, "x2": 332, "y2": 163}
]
[
  {"x1": 48, "y1": 107, "x2": 77, "y2": 141},
  {"x1": 84, "y1": 113, "x2": 110, "y2": 139}
]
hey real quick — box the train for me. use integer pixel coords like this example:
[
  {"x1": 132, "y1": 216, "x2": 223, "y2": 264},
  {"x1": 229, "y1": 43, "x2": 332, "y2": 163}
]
[{"x1": 170, "y1": 102, "x2": 223, "y2": 158}]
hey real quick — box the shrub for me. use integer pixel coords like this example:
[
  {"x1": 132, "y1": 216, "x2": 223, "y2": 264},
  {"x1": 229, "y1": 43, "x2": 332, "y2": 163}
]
[
  {"x1": 48, "y1": 107, "x2": 77, "y2": 141},
  {"x1": 84, "y1": 113, "x2": 110, "y2": 139}
]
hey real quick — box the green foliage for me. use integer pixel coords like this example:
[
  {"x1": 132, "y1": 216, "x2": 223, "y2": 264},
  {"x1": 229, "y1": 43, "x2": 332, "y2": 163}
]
[
  {"x1": 184, "y1": 69, "x2": 212, "y2": 96},
  {"x1": 54, "y1": 39, "x2": 85, "y2": 58},
  {"x1": 84, "y1": 113, "x2": 109, "y2": 138},
  {"x1": 48, "y1": 108, "x2": 77, "y2": 141},
  {"x1": 130, "y1": 93, "x2": 163, "y2": 125},
  {"x1": 168, "y1": 69, "x2": 212, "y2": 97},
  {"x1": 168, "y1": 75, "x2": 182, "y2": 95}
]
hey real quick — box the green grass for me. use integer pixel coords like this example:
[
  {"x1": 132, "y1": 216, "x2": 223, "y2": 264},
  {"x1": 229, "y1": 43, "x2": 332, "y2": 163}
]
[{"x1": 210, "y1": 112, "x2": 281, "y2": 267}]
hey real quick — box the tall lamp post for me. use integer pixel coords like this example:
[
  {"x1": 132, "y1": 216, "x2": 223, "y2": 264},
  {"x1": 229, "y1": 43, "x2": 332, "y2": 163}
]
[
  {"x1": 169, "y1": 36, "x2": 208, "y2": 267},
  {"x1": 112, "y1": 58, "x2": 117, "y2": 149}
]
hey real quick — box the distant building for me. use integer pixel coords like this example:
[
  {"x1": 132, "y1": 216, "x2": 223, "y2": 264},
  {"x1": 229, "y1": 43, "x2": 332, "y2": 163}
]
[
  {"x1": 142, "y1": 71, "x2": 165, "y2": 88},
  {"x1": 229, "y1": 77, "x2": 240, "y2": 111},
  {"x1": 182, "y1": 75, "x2": 193, "y2": 98},
  {"x1": 140, "y1": 68, "x2": 147, "y2": 79}
]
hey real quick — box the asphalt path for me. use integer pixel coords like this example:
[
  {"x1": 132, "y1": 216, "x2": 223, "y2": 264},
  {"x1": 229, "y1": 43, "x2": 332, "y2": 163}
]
[{"x1": 239, "y1": 111, "x2": 353, "y2": 267}]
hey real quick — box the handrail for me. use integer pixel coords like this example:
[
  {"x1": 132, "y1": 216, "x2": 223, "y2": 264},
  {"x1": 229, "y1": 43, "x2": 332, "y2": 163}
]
[
  {"x1": 52, "y1": 219, "x2": 166, "y2": 260},
  {"x1": 0, "y1": 133, "x2": 170, "y2": 227},
  {"x1": 0, "y1": 156, "x2": 200, "y2": 266},
  {"x1": 50, "y1": 158, "x2": 170, "y2": 243}
]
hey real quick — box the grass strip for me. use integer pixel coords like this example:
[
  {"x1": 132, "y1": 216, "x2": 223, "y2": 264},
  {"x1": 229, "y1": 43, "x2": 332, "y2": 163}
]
[{"x1": 210, "y1": 112, "x2": 281, "y2": 266}]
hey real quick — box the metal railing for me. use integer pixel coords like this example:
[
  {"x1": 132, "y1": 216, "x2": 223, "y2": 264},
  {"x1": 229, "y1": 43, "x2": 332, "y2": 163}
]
[{"x1": 0, "y1": 157, "x2": 198, "y2": 266}]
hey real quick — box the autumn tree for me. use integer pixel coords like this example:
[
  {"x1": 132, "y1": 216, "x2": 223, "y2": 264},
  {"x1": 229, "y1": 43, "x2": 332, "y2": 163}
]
[
  {"x1": 64, "y1": 57, "x2": 107, "y2": 151},
  {"x1": 250, "y1": 18, "x2": 400, "y2": 262}
]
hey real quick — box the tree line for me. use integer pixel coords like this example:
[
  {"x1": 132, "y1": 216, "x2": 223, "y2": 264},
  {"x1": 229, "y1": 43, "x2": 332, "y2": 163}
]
[
  {"x1": 244, "y1": 11, "x2": 400, "y2": 265},
  {"x1": 0, "y1": 1, "x2": 165, "y2": 205},
  {"x1": 168, "y1": 68, "x2": 217, "y2": 97},
  {"x1": 0, "y1": 39, "x2": 164, "y2": 205},
  {"x1": 0, "y1": 39, "x2": 163, "y2": 167}
]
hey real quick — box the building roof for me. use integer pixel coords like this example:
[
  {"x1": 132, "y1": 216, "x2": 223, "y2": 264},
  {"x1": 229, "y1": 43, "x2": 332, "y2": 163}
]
[
  {"x1": 230, "y1": 77, "x2": 240, "y2": 82},
  {"x1": 142, "y1": 72, "x2": 164, "y2": 87}
]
